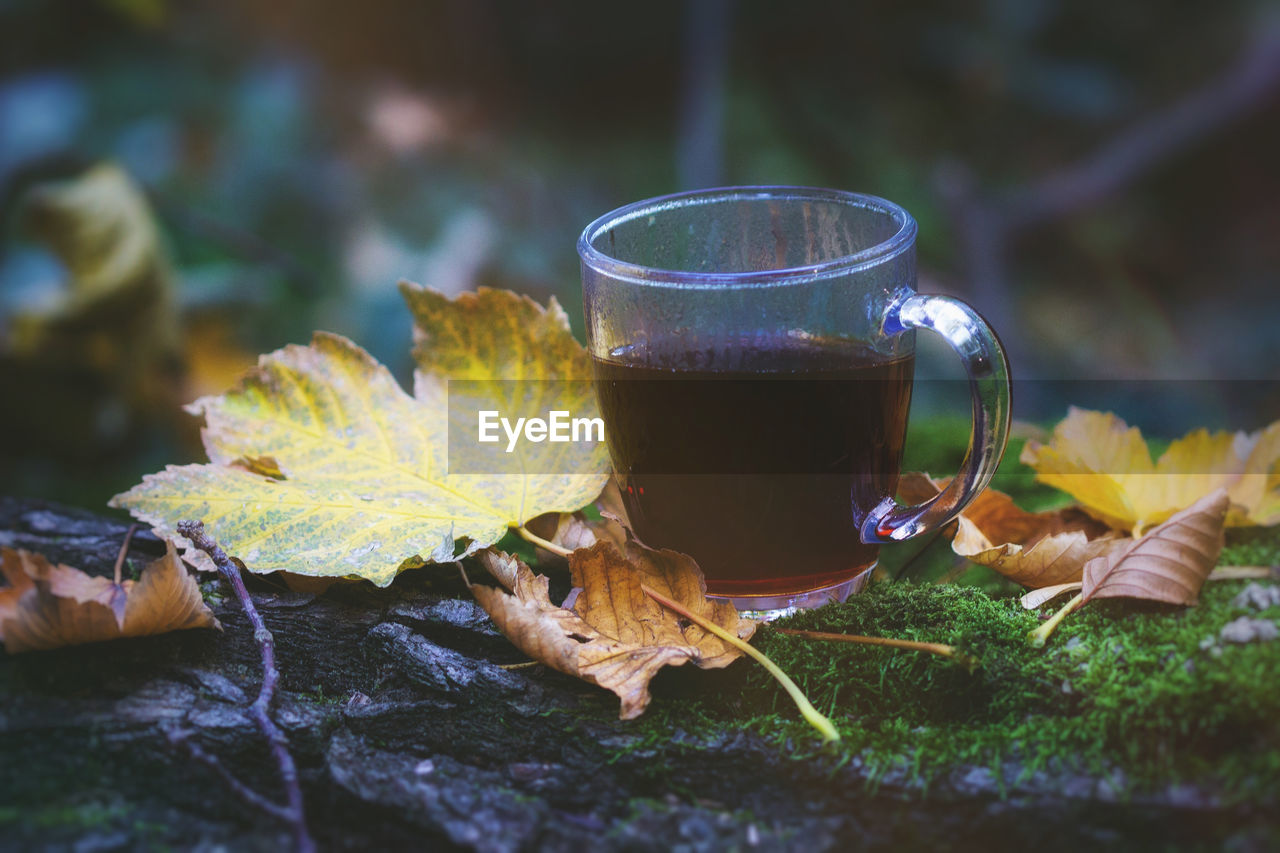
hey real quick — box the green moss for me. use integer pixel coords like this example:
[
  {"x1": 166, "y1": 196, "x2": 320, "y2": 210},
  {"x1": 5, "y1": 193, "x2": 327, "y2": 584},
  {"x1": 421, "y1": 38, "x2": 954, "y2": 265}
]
[
  {"x1": 0, "y1": 801, "x2": 128, "y2": 830},
  {"x1": 620, "y1": 525, "x2": 1280, "y2": 801}
]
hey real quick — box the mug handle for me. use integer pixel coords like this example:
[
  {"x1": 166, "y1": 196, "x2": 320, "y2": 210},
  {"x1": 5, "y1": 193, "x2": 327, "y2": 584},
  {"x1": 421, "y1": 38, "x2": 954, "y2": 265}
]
[{"x1": 858, "y1": 293, "x2": 1011, "y2": 543}]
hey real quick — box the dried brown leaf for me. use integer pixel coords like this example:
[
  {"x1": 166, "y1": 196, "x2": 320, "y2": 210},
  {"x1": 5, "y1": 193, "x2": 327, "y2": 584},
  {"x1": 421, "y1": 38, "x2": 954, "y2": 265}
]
[
  {"x1": 0, "y1": 550, "x2": 42, "y2": 627},
  {"x1": 1019, "y1": 581, "x2": 1084, "y2": 609},
  {"x1": 0, "y1": 543, "x2": 221, "y2": 653},
  {"x1": 471, "y1": 549, "x2": 590, "y2": 677},
  {"x1": 470, "y1": 540, "x2": 756, "y2": 719},
  {"x1": 897, "y1": 472, "x2": 1122, "y2": 588},
  {"x1": 48, "y1": 569, "x2": 130, "y2": 628},
  {"x1": 1082, "y1": 489, "x2": 1229, "y2": 605}
]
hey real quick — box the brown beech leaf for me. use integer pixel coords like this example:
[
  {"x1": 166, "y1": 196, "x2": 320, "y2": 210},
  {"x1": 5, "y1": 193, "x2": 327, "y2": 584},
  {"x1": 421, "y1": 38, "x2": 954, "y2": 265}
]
[
  {"x1": 1081, "y1": 489, "x2": 1229, "y2": 605},
  {"x1": 897, "y1": 472, "x2": 1123, "y2": 588},
  {"x1": 470, "y1": 541, "x2": 756, "y2": 719},
  {"x1": 0, "y1": 543, "x2": 221, "y2": 653}
]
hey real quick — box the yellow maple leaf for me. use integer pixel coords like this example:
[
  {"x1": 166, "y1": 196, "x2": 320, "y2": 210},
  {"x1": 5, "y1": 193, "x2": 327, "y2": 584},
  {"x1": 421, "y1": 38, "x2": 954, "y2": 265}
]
[
  {"x1": 1020, "y1": 408, "x2": 1280, "y2": 535},
  {"x1": 111, "y1": 287, "x2": 610, "y2": 585}
]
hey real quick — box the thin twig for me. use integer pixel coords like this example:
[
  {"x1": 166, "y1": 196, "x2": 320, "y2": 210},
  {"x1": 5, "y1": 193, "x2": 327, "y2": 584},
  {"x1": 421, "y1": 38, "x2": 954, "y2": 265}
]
[
  {"x1": 640, "y1": 583, "x2": 841, "y2": 743},
  {"x1": 774, "y1": 628, "x2": 978, "y2": 671},
  {"x1": 516, "y1": 525, "x2": 573, "y2": 559},
  {"x1": 938, "y1": 16, "x2": 1280, "y2": 375},
  {"x1": 112, "y1": 523, "x2": 139, "y2": 586},
  {"x1": 1003, "y1": 19, "x2": 1280, "y2": 229},
  {"x1": 152, "y1": 195, "x2": 317, "y2": 296},
  {"x1": 164, "y1": 729, "x2": 292, "y2": 823},
  {"x1": 176, "y1": 520, "x2": 315, "y2": 853}
]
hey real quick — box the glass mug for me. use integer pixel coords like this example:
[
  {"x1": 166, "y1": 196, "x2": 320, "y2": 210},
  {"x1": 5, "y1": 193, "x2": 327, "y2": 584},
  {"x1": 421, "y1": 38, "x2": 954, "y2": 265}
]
[{"x1": 578, "y1": 187, "x2": 1010, "y2": 614}]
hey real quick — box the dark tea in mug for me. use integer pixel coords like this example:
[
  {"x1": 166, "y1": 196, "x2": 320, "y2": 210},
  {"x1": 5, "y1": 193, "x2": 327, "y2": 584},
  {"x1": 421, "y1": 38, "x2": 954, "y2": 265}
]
[
  {"x1": 592, "y1": 337, "x2": 914, "y2": 598},
  {"x1": 580, "y1": 187, "x2": 1010, "y2": 613}
]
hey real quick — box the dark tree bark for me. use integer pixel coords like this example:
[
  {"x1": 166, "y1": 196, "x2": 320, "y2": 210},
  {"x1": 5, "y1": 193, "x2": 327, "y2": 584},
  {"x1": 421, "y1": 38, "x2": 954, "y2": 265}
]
[{"x1": 0, "y1": 497, "x2": 1271, "y2": 851}]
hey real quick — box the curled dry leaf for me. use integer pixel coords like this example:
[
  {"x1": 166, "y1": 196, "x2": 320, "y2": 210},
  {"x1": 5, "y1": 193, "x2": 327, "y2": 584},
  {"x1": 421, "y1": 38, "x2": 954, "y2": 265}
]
[
  {"x1": 112, "y1": 286, "x2": 610, "y2": 585},
  {"x1": 470, "y1": 541, "x2": 757, "y2": 719},
  {"x1": 897, "y1": 472, "x2": 1122, "y2": 589},
  {"x1": 1020, "y1": 408, "x2": 1280, "y2": 534},
  {"x1": 0, "y1": 543, "x2": 220, "y2": 654},
  {"x1": 1019, "y1": 582, "x2": 1083, "y2": 609},
  {"x1": 1018, "y1": 562, "x2": 1275, "y2": 611},
  {"x1": 1082, "y1": 489, "x2": 1229, "y2": 605},
  {"x1": 1025, "y1": 490, "x2": 1231, "y2": 647},
  {"x1": 525, "y1": 511, "x2": 625, "y2": 556}
]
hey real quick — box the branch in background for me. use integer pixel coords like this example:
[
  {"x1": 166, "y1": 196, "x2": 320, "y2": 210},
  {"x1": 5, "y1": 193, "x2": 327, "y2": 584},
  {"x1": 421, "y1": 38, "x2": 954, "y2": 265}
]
[
  {"x1": 1004, "y1": 18, "x2": 1280, "y2": 229},
  {"x1": 937, "y1": 14, "x2": 1280, "y2": 374},
  {"x1": 676, "y1": 0, "x2": 731, "y2": 189},
  {"x1": 152, "y1": 196, "x2": 318, "y2": 297},
  {"x1": 174, "y1": 520, "x2": 315, "y2": 853}
]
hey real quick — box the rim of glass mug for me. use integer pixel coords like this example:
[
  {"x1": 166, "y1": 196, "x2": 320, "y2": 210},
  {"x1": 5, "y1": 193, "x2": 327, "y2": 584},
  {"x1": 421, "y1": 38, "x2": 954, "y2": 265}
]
[{"x1": 577, "y1": 185, "x2": 918, "y2": 287}]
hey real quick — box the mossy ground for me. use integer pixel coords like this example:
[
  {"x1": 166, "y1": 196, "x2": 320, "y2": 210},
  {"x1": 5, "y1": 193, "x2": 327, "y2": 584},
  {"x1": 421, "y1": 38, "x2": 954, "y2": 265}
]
[
  {"x1": 625, "y1": 530, "x2": 1280, "y2": 802},
  {"x1": 620, "y1": 418, "x2": 1280, "y2": 801}
]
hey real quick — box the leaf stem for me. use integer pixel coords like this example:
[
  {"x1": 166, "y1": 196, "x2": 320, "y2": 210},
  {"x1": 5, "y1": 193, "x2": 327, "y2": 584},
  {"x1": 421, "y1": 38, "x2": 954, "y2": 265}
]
[
  {"x1": 1210, "y1": 565, "x2": 1277, "y2": 580},
  {"x1": 1027, "y1": 591, "x2": 1084, "y2": 648},
  {"x1": 775, "y1": 628, "x2": 978, "y2": 672},
  {"x1": 112, "y1": 523, "x2": 139, "y2": 586},
  {"x1": 640, "y1": 583, "x2": 841, "y2": 743},
  {"x1": 516, "y1": 525, "x2": 573, "y2": 559}
]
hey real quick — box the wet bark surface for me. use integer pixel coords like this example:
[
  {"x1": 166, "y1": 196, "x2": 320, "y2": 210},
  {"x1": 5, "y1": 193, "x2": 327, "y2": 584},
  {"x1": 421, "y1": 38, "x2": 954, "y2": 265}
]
[{"x1": 0, "y1": 497, "x2": 1273, "y2": 851}]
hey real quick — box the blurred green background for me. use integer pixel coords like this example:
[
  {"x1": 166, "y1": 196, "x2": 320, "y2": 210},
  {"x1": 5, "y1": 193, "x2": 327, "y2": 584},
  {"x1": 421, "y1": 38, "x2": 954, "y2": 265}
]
[{"x1": 1, "y1": 0, "x2": 1278, "y2": 508}]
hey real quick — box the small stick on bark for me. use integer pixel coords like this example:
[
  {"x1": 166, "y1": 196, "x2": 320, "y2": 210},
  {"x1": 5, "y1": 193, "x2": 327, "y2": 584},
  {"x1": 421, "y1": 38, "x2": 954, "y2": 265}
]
[{"x1": 175, "y1": 520, "x2": 315, "y2": 853}]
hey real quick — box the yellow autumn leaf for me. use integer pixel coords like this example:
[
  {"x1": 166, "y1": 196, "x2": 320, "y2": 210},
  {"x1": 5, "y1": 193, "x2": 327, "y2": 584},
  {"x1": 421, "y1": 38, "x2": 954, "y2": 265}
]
[
  {"x1": 111, "y1": 288, "x2": 610, "y2": 585},
  {"x1": 401, "y1": 283, "x2": 608, "y2": 479},
  {"x1": 1020, "y1": 408, "x2": 1280, "y2": 535}
]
